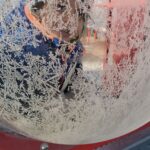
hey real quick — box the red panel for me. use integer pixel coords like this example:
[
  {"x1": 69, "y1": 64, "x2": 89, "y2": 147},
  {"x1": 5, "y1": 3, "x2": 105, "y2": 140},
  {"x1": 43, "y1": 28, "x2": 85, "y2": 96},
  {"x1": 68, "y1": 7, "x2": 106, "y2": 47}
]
[{"x1": 0, "y1": 122, "x2": 150, "y2": 150}]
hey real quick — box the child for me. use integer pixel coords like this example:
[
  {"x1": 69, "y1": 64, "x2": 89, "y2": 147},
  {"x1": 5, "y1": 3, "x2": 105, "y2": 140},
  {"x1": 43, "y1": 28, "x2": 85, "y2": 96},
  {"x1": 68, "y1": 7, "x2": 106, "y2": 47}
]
[
  {"x1": 0, "y1": 0, "x2": 90, "y2": 96},
  {"x1": 25, "y1": 0, "x2": 89, "y2": 93}
]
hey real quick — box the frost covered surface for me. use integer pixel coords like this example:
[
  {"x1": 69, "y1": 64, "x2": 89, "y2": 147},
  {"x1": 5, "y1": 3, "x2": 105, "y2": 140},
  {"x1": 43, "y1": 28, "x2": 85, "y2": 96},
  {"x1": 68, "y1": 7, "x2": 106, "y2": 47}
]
[
  {"x1": 0, "y1": 0, "x2": 150, "y2": 145},
  {"x1": 88, "y1": 0, "x2": 108, "y2": 33}
]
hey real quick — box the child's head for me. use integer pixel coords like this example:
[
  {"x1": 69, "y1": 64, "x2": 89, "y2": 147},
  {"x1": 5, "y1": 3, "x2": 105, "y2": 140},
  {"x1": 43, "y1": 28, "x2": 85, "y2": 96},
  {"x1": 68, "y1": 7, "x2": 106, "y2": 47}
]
[{"x1": 30, "y1": 0, "x2": 91, "y2": 42}]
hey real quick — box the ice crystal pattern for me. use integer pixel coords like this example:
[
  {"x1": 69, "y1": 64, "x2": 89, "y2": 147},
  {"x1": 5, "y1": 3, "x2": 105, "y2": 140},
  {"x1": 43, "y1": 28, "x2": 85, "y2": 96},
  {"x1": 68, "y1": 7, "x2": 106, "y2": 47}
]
[{"x1": 0, "y1": 0, "x2": 150, "y2": 144}]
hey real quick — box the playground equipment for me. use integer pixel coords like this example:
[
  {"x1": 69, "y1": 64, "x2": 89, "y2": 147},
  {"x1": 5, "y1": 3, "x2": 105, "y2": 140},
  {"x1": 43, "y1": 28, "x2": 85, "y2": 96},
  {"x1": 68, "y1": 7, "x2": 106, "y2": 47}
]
[{"x1": 0, "y1": 0, "x2": 150, "y2": 150}]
